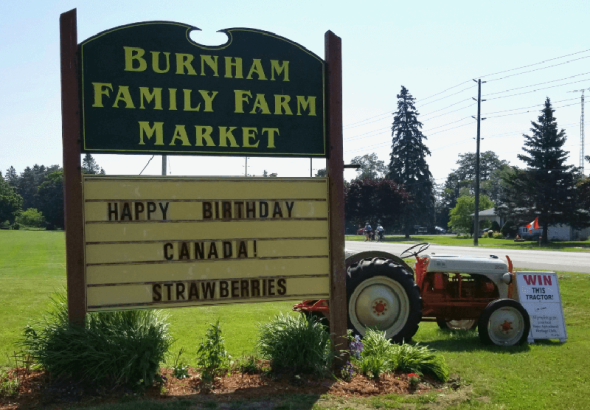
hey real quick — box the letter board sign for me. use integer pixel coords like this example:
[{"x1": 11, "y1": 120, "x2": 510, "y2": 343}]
[{"x1": 83, "y1": 175, "x2": 330, "y2": 311}]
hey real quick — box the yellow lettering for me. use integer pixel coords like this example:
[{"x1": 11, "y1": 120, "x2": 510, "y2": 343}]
[
  {"x1": 139, "y1": 87, "x2": 163, "y2": 110},
  {"x1": 124, "y1": 47, "x2": 147, "y2": 72},
  {"x1": 234, "y1": 90, "x2": 252, "y2": 113},
  {"x1": 198, "y1": 90, "x2": 218, "y2": 112},
  {"x1": 296, "y1": 96, "x2": 316, "y2": 116},
  {"x1": 246, "y1": 59, "x2": 267, "y2": 80},
  {"x1": 151, "y1": 51, "x2": 170, "y2": 73},
  {"x1": 176, "y1": 53, "x2": 197, "y2": 75},
  {"x1": 195, "y1": 126, "x2": 215, "y2": 146},
  {"x1": 170, "y1": 125, "x2": 191, "y2": 146},
  {"x1": 219, "y1": 127, "x2": 239, "y2": 147},
  {"x1": 262, "y1": 128, "x2": 279, "y2": 148},
  {"x1": 112, "y1": 86, "x2": 135, "y2": 109},
  {"x1": 250, "y1": 94, "x2": 271, "y2": 114},
  {"x1": 200, "y1": 55, "x2": 219, "y2": 76},
  {"x1": 138, "y1": 121, "x2": 164, "y2": 145},
  {"x1": 183, "y1": 89, "x2": 201, "y2": 111},
  {"x1": 224, "y1": 57, "x2": 243, "y2": 78},
  {"x1": 242, "y1": 127, "x2": 259, "y2": 148},
  {"x1": 274, "y1": 95, "x2": 292, "y2": 115},
  {"x1": 92, "y1": 83, "x2": 113, "y2": 107},
  {"x1": 169, "y1": 88, "x2": 177, "y2": 110},
  {"x1": 270, "y1": 60, "x2": 289, "y2": 81}
]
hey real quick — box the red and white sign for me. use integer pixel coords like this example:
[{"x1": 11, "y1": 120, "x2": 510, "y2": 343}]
[{"x1": 517, "y1": 272, "x2": 567, "y2": 343}]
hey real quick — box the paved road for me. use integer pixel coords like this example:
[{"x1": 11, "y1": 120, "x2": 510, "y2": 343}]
[{"x1": 345, "y1": 240, "x2": 590, "y2": 274}]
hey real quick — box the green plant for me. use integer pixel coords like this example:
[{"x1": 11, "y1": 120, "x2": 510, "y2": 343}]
[
  {"x1": 171, "y1": 348, "x2": 190, "y2": 380},
  {"x1": 20, "y1": 293, "x2": 173, "y2": 388},
  {"x1": 0, "y1": 370, "x2": 20, "y2": 397},
  {"x1": 361, "y1": 329, "x2": 394, "y2": 361},
  {"x1": 195, "y1": 320, "x2": 231, "y2": 379},
  {"x1": 238, "y1": 354, "x2": 260, "y2": 374},
  {"x1": 16, "y1": 208, "x2": 45, "y2": 228},
  {"x1": 256, "y1": 312, "x2": 334, "y2": 374},
  {"x1": 493, "y1": 231, "x2": 504, "y2": 239},
  {"x1": 407, "y1": 372, "x2": 420, "y2": 387},
  {"x1": 390, "y1": 343, "x2": 449, "y2": 382},
  {"x1": 358, "y1": 355, "x2": 389, "y2": 379}
]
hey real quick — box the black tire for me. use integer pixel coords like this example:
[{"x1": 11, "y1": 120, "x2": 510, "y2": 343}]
[
  {"x1": 478, "y1": 299, "x2": 530, "y2": 346},
  {"x1": 346, "y1": 258, "x2": 422, "y2": 343},
  {"x1": 436, "y1": 318, "x2": 478, "y2": 331}
]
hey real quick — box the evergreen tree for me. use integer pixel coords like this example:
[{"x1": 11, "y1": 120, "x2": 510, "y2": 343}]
[
  {"x1": 387, "y1": 86, "x2": 434, "y2": 237},
  {"x1": 82, "y1": 154, "x2": 106, "y2": 174},
  {"x1": 36, "y1": 171, "x2": 65, "y2": 229},
  {"x1": 4, "y1": 166, "x2": 18, "y2": 187},
  {"x1": 510, "y1": 97, "x2": 587, "y2": 243}
]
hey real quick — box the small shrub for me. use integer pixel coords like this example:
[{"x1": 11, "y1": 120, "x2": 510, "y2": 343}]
[
  {"x1": 16, "y1": 208, "x2": 45, "y2": 228},
  {"x1": 171, "y1": 348, "x2": 190, "y2": 380},
  {"x1": 238, "y1": 354, "x2": 260, "y2": 374},
  {"x1": 579, "y1": 236, "x2": 589, "y2": 241},
  {"x1": 11, "y1": 222, "x2": 20, "y2": 230},
  {"x1": 390, "y1": 343, "x2": 449, "y2": 382},
  {"x1": 493, "y1": 231, "x2": 504, "y2": 239},
  {"x1": 257, "y1": 313, "x2": 334, "y2": 374},
  {"x1": 20, "y1": 293, "x2": 173, "y2": 388},
  {"x1": 0, "y1": 370, "x2": 20, "y2": 397},
  {"x1": 358, "y1": 354, "x2": 388, "y2": 379},
  {"x1": 195, "y1": 320, "x2": 231, "y2": 379}
]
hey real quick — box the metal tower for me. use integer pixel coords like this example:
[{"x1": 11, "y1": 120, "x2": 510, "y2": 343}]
[{"x1": 569, "y1": 88, "x2": 590, "y2": 174}]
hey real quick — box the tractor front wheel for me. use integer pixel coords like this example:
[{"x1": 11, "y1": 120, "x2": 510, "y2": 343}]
[
  {"x1": 347, "y1": 258, "x2": 422, "y2": 343},
  {"x1": 478, "y1": 299, "x2": 530, "y2": 346}
]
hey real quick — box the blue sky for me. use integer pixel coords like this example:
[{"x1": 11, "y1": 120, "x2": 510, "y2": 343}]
[{"x1": 2, "y1": 0, "x2": 590, "y2": 183}]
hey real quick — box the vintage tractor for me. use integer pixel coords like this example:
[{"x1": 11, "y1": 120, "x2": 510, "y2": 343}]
[{"x1": 293, "y1": 243, "x2": 531, "y2": 347}]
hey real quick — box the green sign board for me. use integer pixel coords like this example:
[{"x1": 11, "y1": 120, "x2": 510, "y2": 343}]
[{"x1": 80, "y1": 23, "x2": 325, "y2": 157}]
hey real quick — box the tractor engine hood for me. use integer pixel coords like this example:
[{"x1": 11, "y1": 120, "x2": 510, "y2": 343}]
[{"x1": 425, "y1": 254, "x2": 509, "y2": 275}]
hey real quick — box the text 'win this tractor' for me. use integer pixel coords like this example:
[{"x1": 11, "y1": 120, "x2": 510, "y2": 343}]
[{"x1": 293, "y1": 243, "x2": 531, "y2": 346}]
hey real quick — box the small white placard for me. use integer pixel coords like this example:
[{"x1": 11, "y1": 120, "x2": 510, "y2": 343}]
[{"x1": 516, "y1": 272, "x2": 567, "y2": 343}]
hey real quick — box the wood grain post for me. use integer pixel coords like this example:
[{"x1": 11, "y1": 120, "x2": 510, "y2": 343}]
[
  {"x1": 325, "y1": 31, "x2": 348, "y2": 364},
  {"x1": 60, "y1": 9, "x2": 86, "y2": 325}
]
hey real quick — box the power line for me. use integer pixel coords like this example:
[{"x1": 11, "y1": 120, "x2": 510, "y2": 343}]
[
  {"x1": 486, "y1": 78, "x2": 590, "y2": 100},
  {"x1": 415, "y1": 80, "x2": 473, "y2": 102},
  {"x1": 479, "y1": 48, "x2": 590, "y2": 79},
  {"x1": 417, "y1": 85, "x2": 475, "y2": 108},
  {"x1": 422, "y1": 102, "x2": 476, "y2": 120},
  {"x1": 486, "y1": 102, "x2": 579, "y2": 119},
  {"x1": 485, "y1": 55, "x2": 590, "y2": 83},
  {"x1": 485, "y1": 71, "x2": 590, "y2": 96},
  {"x1": 484, "y1": 98, "x2": 578, "y2": 115},
  {"x1": 139, "y1": 155, "x2": 155, "y2": 175}
]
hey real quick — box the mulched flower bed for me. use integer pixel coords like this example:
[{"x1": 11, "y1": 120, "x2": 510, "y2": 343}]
[{"x1": 0, "y1": 366, "x2": 450, "y2": 409}]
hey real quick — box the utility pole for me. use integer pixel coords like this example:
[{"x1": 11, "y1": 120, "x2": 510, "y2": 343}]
[
  {"x1": 310, "y1": 158, "x2": 313, "y2": 177},
  {"x1": 472, "y1": 79, "x2": 486, "y2": 246},
  {"x1": 162, "y1": 155, "x2": 167, "y2": 176},
  {"x1": 244, "y1": 157, "x2": 248, "y2": 177}
]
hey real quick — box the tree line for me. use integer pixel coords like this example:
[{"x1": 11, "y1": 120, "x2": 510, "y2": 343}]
[
  {"x1": 342, "y1": 89, "x2": 590, "y2": 243},
  {"x1": 0, "y1": 154, "x2": 104, "y2": 229}
]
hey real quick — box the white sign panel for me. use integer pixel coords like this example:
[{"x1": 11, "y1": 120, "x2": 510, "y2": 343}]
[{"x1": 516, "y1": 272, "x2": 567, "y2": 343}]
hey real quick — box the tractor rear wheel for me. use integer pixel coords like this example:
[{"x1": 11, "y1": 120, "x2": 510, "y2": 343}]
[
  {"x1": 347, "y1": 258, "x2": 422, "y2": 343},
  {"x1": 437, "y1": 319, "x2": 478, "y2": 331},
  {"x1": 478, "y1": 299, "x2": 530, "y2": 346}
]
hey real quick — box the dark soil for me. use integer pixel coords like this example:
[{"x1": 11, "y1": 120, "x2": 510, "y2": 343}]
[{"x1": 0, "y1": 366, "x2": 448, "y2": 409}]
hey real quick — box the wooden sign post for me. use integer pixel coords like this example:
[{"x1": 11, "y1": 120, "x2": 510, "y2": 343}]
[{"x1": 59, "y1": 9, "x2": 347, "y2": 351}]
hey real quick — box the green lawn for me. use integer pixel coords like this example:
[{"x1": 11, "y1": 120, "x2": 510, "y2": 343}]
[
  {"x1": 346, "y1": 234, "x2": 590, "y2": 252},
  {"x1": 1, "y1": 230, "x2": 590, "y2": 409}
]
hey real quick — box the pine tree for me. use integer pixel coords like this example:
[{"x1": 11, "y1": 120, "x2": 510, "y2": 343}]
[
  {"x1": 513, "y1": 97, "x2": 587, "y2": 242},
  {"x1": 82, "y1": 154, "x2": 105, "y2": 175},
  {"x1": 387, "y1": 86, "x2": 434, "y2": 237}
]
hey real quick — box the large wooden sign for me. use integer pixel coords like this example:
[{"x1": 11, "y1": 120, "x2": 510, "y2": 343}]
[
  {"x1": 83, "y1": 176, "x2": 330, "y2": 311},
  {"x1": 61, "y1": 9, "x2": 345, "y2": 353},
  {"x1": 80, "y1": 23, "x2": 325, "y2": 157}
]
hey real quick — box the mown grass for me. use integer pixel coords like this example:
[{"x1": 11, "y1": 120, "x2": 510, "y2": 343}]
[
  {"x1": 346, "y1": 234, "x2": 590, "y2": 252},
  {"x1": 2, "y1": 230, "x2": 590, "y2": 409}
]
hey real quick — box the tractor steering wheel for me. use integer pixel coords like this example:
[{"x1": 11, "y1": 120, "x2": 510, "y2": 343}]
[{"x1": 400, "y1": 242, "x2": 430, "y2": 259}]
